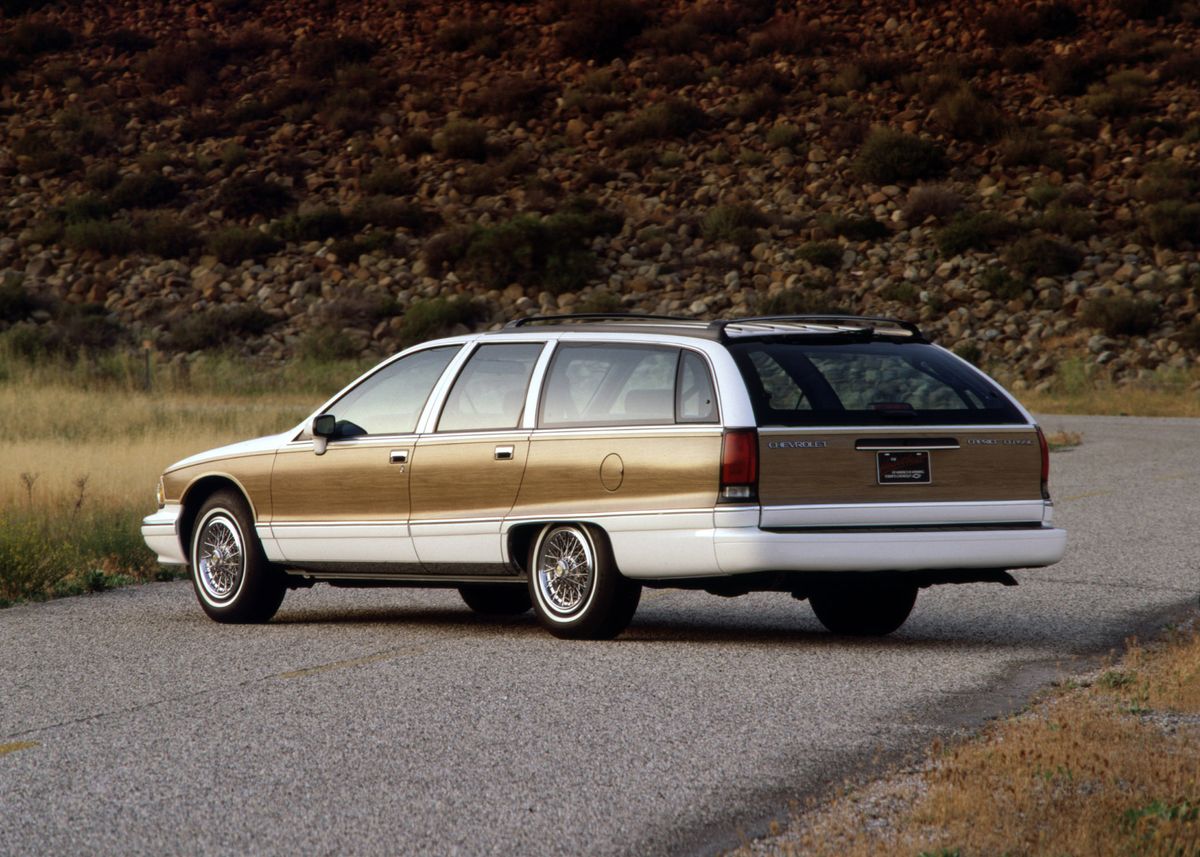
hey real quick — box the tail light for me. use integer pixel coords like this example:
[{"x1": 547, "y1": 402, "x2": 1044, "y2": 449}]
[
  {"x1": 720, "y1": 429, "x2": 758, "y2": 502},
  {"x1": 1035, "y1": 425, "x2": 1050, "y2": 500}
]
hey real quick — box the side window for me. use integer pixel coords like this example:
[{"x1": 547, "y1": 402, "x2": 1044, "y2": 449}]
[
  {"x1": 677, "y1": 351, "x2": 718, "y2": 423},
  {"x1": 326, "y1": 346, "x2": 459, "y2": 437},
  {"x1": 437, "y1": 343, "x2": 544, "y2": 432},
  {"x1": 540, "y1": 345, "x2": 679, "y2": 427}
]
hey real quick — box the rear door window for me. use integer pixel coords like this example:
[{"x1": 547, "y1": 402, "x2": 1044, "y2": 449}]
[
  {"x1": 540, "y1": 344, "x2": 680, "y2": 427},
  {"x1": 729, "y1": 341, "x2": 1022, "y2": 426},
  {"x1": 437, "y1": 343, "x2": 544, "y2": 432}
]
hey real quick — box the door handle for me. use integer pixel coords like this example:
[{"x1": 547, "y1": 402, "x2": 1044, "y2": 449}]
[
  {"x1": 494, "y1": 446, "x2": 514, "y2": 461},
  {"x1": 389, "y1": 449, "x2": 409, "y2": 464}
]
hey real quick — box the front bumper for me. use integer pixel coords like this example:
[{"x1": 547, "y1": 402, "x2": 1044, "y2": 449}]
[
  {"x1": 142, "y1": 504, "x2": 186, "y2": 565},
  {"x1": 714, "y1": 525, "x2": 1067, "y2": 574}
]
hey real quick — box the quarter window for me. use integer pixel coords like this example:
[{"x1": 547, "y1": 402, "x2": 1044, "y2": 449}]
[
  {"x1": 437, "y1": 343, "x2": 544, "y2": 432},
  {"x1": 677, "y1": 351, "x2": 719, "y2": 423},
  {"x1": 325, "y1": 346, "x2": 459, "y2": 437},
  {"x1": 540, "y1": 345, "x2": 680, "y2": 427}
]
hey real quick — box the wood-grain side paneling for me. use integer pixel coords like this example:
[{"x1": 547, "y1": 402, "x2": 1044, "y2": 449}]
[
  {"x1": 164, "y1": 452, "x2": 277, "y2": 520},
  {"x1": 270, "y1": 442, "x2": 411, "y2": 522},
  {"x1": 408, "y1": 434, "x2": 531, "y2": 521}
]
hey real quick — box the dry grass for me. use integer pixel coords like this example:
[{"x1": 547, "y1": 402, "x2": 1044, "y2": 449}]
[
  {"x1": 736, "y1": 625, "x2": 1200, "y2": 856},
  {"x1": 1018, "y1": 361, "x2": 1200, "y2": 418},
  {"x1": 1045, "y1": 429, "x2": 1083, "y2": 451}
]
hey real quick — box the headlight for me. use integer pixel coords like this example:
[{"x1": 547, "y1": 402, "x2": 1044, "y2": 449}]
[{"x1": 155, "y1": 477, "x2": 165, "y2": 508}]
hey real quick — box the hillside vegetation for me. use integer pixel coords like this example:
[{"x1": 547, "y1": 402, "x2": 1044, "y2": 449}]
[{"x1": 1, "y1": 0, "x2": 1200, "y2": 394}]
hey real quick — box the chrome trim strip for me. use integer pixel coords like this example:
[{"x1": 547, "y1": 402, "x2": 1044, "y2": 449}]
[
  {"x1": 757, "y1": 424, "x2": 1034, "y2": 434},
  {"x1": 530, "y1": 426, "x2": 725, "y2": 439}
]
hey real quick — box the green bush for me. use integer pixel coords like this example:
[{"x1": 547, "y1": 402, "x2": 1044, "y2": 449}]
[
  {"x1": 109, "y1": 174, "x2": 180, "y2": 210},
  {"x1": 434, "y1": 19, "x2": 501, "y2": 54},
  {"x1": 797, "y1": 241, "x2": 843, "y2": 269},
  {"x1": 765, "y1": 123, "x2": 802, "y2": 150},
  {"x1": 162, "y1": 304, "x2": 278, "y2": 352},
  {"x1": 107, "y1": 28, "x2": 154, "y2": 53},
  {"x1": 135, "y1": 216, "x2": 199, "y2": 258},
  {"x1": 935, "y1": 211, "x2": 1016, "y2": 256},
  {"x1": 361, "y1": 166, "x2": 413, "y2": 196},
  {"x1": 6, "y1": 19, "x2": 73, "y2": 55},
  {"x1": 1044, "y1": 51, "x2": 1111, "y2": 96},
  {"x1": 215, "y1": 175, "x2": 293, "y2": 218},
  {"x1": 397, "y1": 132, "x2": 433, "y2": 159},
  {"x1": 398, "y1": 297, "x2": 484, "y2": 347},
  {"x1": 1080, "y1": 296, "x2": 1159, "y2": 336},
  {"x1": 853, "y1": 128, "x2": 946, "y2": 184},
  {"x1": 205, "y1": 227, "x2": 282, "y2": 264},
  {"x1": 1037, "y1": 204, "x2": 1098, "y2": 240},
  {"x1": 0, "y1": 274, "x2": 43, "y2": 323},
  {"x1": 1177, "y1": 317, "x2": 1200, "y2": 350},
  {"x1": 879, "y1": 282, "x2": 918, "y2": 303},
  {"x1": 1005, "y1": 236, "x2": 1083, "y2": 277},
  {"x1": 295, "y1": 34, "x2": 377, "y2": 77},
  {"x1": 611, "y1": 98, "x2": 708, "y2": 147},
  {"x1": 978, "y1": 267, "x2": 1026, "y2": 300},
  {"x1": 1081, "y1": 74, "x2": 1151, "y2": 118},
  {"x1": 140, "y1": 38, "x2": 228, "y2": 86},
  {"x1": 1161, "y1": 50, "x2": 1200, "y2": 83},
  {"x1": 298, "y1": 328, "x2": 361, "y2": 361},
  {"x1": 433, "y1": 120, "x2": 490, "y2": 161},
  {"x1": 556, "y1": 0, "x2": 648, "y2": 60},
  {"x1": 819, "y1": 214, "x2": 888, "y2": 241},
  {"x1": 748, "y1": 16, "x2": 820, "y2": 57},
  {"x1": 757, "y1": 286, "x2": 849, "y2": 316},
  {"x1": 353, "y1": 198, "x2": 441, "y2": 233},
  {"x1": 953, "y1": 342, "x2": 983, "y2": 365},
  {"x1": 63, "y1": 221, "x2": 134, "y2": 255},
  {"x1": 902, "y1": 185, "x2": 964, "y2": 223},
  {"x1": 935, "y1": 88, "x2": 1007, "y2": 141},
  {"x1": 1143, "y1": 200, "x2": 1200, "y2": 247},
  {"x1": 271, "y1": 208, "x2": 355, "y2": 242},
  {"x1": 329, "y1": 230, "x2": 395, "y2": 262},
  {"x1": 60, "y1": 194, "x2": 114, "y2": 224},
  {"x1": 702, "y1": 204, "x2": 768, "y2": 248},
  {"x1": 1134, "y1": 160, "x2": 1197, "y2": 202}
]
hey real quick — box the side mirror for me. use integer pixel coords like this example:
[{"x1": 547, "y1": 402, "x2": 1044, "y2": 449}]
[{"x1": 311, "y1": 413, "x2": 336, "y2": 455}]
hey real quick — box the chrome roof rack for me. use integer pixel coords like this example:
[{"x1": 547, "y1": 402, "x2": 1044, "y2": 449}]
[
  {"x1": 505, "y1": 313, "x2": 705, "y2": 328},
  {"x1": 708, "y1": 315, "x2": 925, "y2": 342}
]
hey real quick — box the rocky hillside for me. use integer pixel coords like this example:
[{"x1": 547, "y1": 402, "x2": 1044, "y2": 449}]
[{"x1": 2, "y1": 0, "x2": 1199, "y2": 390}]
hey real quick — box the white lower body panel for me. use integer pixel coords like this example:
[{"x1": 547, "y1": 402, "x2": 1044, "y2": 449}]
[
  {"x1": 271, "y1": 522, "x2": 418, "y2": 564},
  {"x1": 141, "y1": 505, "x2": 186, "y2": 565},
  {"x1": 714, "y1": 526, "x2": 1067, "y2": 574}
]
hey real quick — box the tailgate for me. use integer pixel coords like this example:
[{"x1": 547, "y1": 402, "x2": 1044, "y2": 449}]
[{"x1": 758, "y1": 427, "x2": 1045, "y2": 528}]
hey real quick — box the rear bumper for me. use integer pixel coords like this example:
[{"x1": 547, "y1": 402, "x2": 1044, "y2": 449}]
[
  {"x1": 714, "y1": 525, "x2": 1067, "y2": 574},
  {"x1": 141, "y1": 505, "x2": 187, "y2": 565}
]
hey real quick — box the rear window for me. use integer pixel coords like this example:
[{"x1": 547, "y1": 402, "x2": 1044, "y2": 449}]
[{"x1": 729, "y1": 340, "x2": 1024, "y2": 426}]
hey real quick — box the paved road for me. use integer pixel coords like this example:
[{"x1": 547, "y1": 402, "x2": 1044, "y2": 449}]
[{"x1": 2, "y1": 415, "x2": 1197, "y2": 857}]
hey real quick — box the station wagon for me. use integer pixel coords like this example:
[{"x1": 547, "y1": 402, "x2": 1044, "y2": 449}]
[{"x1": 142, "y1": 314, "x2": 1067, "y2": 638}]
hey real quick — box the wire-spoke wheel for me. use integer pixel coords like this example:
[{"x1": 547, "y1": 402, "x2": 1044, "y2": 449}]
[
  {"x1": 528, "y1": 523, "x2": 640, "y2": 640},
  {"x1": 189, "y1": 490, "x2": 286, "y2": 624}
]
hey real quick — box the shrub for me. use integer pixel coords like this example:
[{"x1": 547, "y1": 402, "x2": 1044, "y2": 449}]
[
  {"x1": 1080, "y1": 295, "x2": 1159, "y2": 336},
  {"x1": 329, "y1": 230, "x2": 395, "y2": 262},
  {"x1": 1116, "y1": 0, "x2": 1181, "y2": 19},
  {"x1": 1143, "y1": 200, "x2": 1200, "y2": 247},
  {"x1": 362, "y1": 165, "x2": 413, "y2": 196},
  {"x1": 748, "y1": 16, "x2": 820, "y2": 56},
  {"x1": 215, "y1": 175, "x2": 293, "y2": 218},
  {"x1": 162, "y1": 304, "x2": 278, "y2": 351},
  {"x1": 63, "y1": 221, "x2": 134, "y2": 255},
  {"x1": 6, "y1": 19, "x2": 73, "y2": 55},
  {"x1": 296, "y1": 34, "x2": 377, "y2": 77},
  {"x1": 205, "y1": 227, "x2": 282, "y2": 263},
  {"x1": 649, "y1": 55, "x2": 701, "y2": 88},
  {"x1": 141, "y1": 38, "x2": 228, "y2": 86},
  {"x1": 353, "y1": 198, "x2": 441, "y2": 233},
  {"x1": 434, "y1": 20, "x2": 502, "y2": 55},
  {"x1": 797, "y1": 241, "x2": 843, "y2": 269},
  {"x1": 953, "y1": 342, "x2": 983, "y2": 365},
  {"x1": 934, "y1": 88, "x2": 1007, "y2": 141},
  {"x1": 981, "y1": 7, "x2": 1035, "y2": 46},
  {"x1": 556, "y1": 0, "x2": 648, "y2": 60},
  {"x1": 455, "y1": 152, "x2": 531, "y2": 197},
  {"x1": 819, "y1": 214, "x2": 888, "y2": 241},
  {"x1": 998, "y1": 131, "x2": 1067, "y2": 170},
  {"x1": 472, "y1": 77, "x2": 552, "y2": 122},
  {"x1": 702, "y1": 204, "x2": 768, "y2": 248},
  {"x1": 834, "y1": 54, "x2": 904, "y2": 92},
  {"x1": 108, "y1": 174, "x2": 180, "y2": 210},
  {"x1": 879, "y1": 282, "x2": 918, "y2": 303},
  {"x1": 1177, "y1": 317, "x2": 1200, "y2": 350},
  {"x1": 298, "y1": 328, "x2": 361, "y2": 360},
  {"x1": 60, "y1": 194, "x2": 113, "y2": 224},
  {"x1": 1037, "y1": 204, "x2": 1098, "y2": 240},
  {"x1": 1035, "y1": 2, "x2": 1083, "y2": 38},
  {"x1": 433, "y1": 120, "x2": 490, "y2": 161},
  {"x1": 1081, "y1": 74, "x2": 1151, "y2": 117},
  {"x1": 395, "y1": 297, "x2": 483, "y2": 346},
  {"x1": 1001, "y1": 46, "x2": 1042, "y2": 73},
  {"x1": 576, "y1": 290, "x2": 623, "y2": 314},
  {"x1": 19, "y1": 145, "x2": 79, "y2": 176},
  {"x1": 135, "y1": 217, "x2": 199, "y2": 258},
  {"x1": 107, "y1": 28, "x2": 154, "y2": 53},
  {"x1": 935, "y1": 211, "x2": 1016, "y2": 256},
  {"x1": 271, "y1": 208, "x2": 355, "y2": 242},
  {"x1": 853, "y1": 128, "x2": 946, "y2": 184},
  {"x1": 0, "y1": 274, "x2": 44, "y2": 323},
  {"x1": 758, "y1": 286, "x2": 850, "y2": 316},
  {"x1": 1027, "y1": 182, "x2": 1062, "y2": 208},
  {"x1": 1161, "y1": 50, "x2": 1200, "y2": 82},
  {"x1": 611, "y1": 98, "x2": 708, "y2": 147},
  {"x1": 978, "y1": 267, "x2": 1026, "y2": 300},
  {"x1": 902, "y1": 185, "x2": 964, "y2": 223},
  {"x1": 1044, "y1": 51, "x2": 1110, "y2": 96},
  {"x1": 1134, "y1": 160, "x2": 1197, "y2": 202},
  {"x1": 1005, "y1": 236, "x2": 1082, "y2": 277},
  {"x1": 765, "y1": 123, "x2": 803, "y2": 150},
  {"x1": 424, "y1": 227, "x2": 475, "y2": 273}
]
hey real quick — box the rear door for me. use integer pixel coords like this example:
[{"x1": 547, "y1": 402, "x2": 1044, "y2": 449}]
[{"x1": 729, "y1": 340, "x2": 1045, "y2": 528}]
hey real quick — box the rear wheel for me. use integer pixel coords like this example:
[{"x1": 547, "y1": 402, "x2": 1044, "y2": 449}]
[
  {"x1": 528, "y1": 523, "x2": 641, "y2": 640},
  {"x1": 458, "y1": 584, "x2": 531, "y2": 616},
  {"x1": 190, "y1": 490, "x2": 286, "y2": 623},
  {"x1": 809, "y1": 583, "x2": 917, "y2": 636}
]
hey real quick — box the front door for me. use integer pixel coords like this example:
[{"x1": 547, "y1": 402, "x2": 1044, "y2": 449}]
[{"x1": 269, "y1": 345, "x2": 461, "y2": 568}]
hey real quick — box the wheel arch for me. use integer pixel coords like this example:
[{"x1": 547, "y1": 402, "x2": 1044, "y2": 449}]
[
  {"x1": 179, "y1": 474, "x2": 257, "y2": 559},
  {"x1": 506, "y1": 520, "x2": 619, "y2": 574}
]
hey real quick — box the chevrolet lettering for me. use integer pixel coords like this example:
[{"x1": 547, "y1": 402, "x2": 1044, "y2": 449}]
[{"x1": 142, "y1": 314, "x2": 1067, "y2": 639}]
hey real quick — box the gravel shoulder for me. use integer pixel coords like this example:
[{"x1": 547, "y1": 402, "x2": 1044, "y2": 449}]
[{"x1": 1, "y1": 414, "x2": 1196, "y2": 857}]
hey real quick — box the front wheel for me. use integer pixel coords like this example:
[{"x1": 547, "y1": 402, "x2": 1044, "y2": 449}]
[
  {"x1": 809, "y1": 583, "x2": 917, "y2": 636},
  {"x1": 190, "y1": 490, "x2": 286, "y2": 623},
  {"x1": 528, "y1": 523, "x2": 641, "y2": 640}
]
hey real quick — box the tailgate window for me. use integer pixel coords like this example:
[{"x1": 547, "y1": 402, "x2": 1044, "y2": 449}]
[{"x1": 730, "y1": 341, "x2": 1022, "y2": 426}]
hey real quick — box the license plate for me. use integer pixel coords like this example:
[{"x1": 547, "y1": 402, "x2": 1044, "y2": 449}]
[{"x1": 877, "y1": 450, "x2": 930, "y2": 485}]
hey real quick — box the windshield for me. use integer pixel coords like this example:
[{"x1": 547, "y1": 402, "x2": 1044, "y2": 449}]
[{"x1": 728, "y1": 340, "x2": 1024, "y2": 426}]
